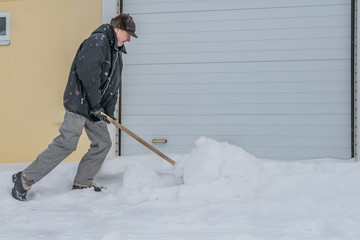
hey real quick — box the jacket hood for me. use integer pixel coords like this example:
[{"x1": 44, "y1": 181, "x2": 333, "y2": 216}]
[{"x1": 92, "y1": 24, "x2": 127, "y2": 53}]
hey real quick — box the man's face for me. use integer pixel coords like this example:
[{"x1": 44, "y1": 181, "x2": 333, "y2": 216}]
[{"x1": 114, "y1": 28, "x2": 131, "y2": 47}]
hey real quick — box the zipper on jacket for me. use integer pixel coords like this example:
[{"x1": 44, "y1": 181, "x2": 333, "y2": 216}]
[
  {"x1": 77, "y1": 79, "x2": 86, "y2": 105},
  {"x1": 81, "y1": 88, "x2": 86, "y2": 104},
  {"x1": 101, "y1": 50, "x2": 119, "y2": 97}
]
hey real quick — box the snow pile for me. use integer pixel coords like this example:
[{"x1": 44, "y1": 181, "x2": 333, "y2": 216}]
[
  {"x1": 108, "y1": 137, "x2": 269, "y2": 203},
  {"x1": 175, "y1": 137, "x2": 259, "y2": 184},
  {"x1": 1, "y1": 137, "x2": 360, "y2": 240}
]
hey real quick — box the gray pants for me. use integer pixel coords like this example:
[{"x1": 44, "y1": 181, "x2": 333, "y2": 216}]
[{"x1": 23, "y1": 111, "x2": 111, "y2": 187}]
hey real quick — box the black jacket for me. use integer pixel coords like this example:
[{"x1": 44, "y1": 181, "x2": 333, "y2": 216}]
[{"x1": 63, "y1": 24, "x2": 126, "y2": 120}]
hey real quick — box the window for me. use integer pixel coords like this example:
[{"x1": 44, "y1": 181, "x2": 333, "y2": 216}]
[{"x1": 0, "y1": 12, "x2": 10, "y2": 45}]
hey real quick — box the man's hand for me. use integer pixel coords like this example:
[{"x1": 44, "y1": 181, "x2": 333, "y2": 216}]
[
  {"x1": 106, "y1": 114, "x2": 116, "y2": 122},
  {"x1": 89, "y1": 107, "x2": 110, "y2": 123}
]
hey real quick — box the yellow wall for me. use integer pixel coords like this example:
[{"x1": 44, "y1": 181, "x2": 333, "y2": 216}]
[{"x1": 0, "y1": 0, "x2": 102, "y2": 163}]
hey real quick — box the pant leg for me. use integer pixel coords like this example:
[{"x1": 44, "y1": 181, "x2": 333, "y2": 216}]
[
  {"x1": 73, "y1": 119, "x2": 111, "y2": 186},
  {"x1": 22, "y1": 111, "x2": 85, "y2": 184}
]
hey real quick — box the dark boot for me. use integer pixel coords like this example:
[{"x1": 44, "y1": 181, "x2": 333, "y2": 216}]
[
  {"x1": 72, "y1": 184, "x2": 103, "y2": 192},
  {"x1": 11, "y1": 172, "x2": 28, "y2": 201}
]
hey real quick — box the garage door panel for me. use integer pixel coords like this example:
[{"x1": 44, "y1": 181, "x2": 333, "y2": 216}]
[
  {"x1": 122, "y1": 103, "x2": 349, "y2": 115},
  {"x1": 122, "y1": 115, "x2": 350, "y2": 126},
  {"x1": 124, "y1": 82, "x2": 349, "y2": 94},
  {"x1": 123, "y1": 92, "x2": 350, "y2": 105},
  {"x1": 124, "y1": 71, "x2": 350, "y2": 84},
  {"x1": 126, "y1": 0, "x2": 348, "y2": 14},
  {"x1": 138, "y1": 16, "x2": 349, "y2": 35},
  {"x1": 125, "y1": 49, "x2": 349, "y2": 65},
  {"x1": 128, "y1": 38, "x2": 350, "y2": 55},
  {"x1": 121, "y1": 125, "x2": 349, "y2": 138},
  {"x1": 129, "y1": 26, "x2": 349, "y2": 44},
  {"x1": 124, "y1": 60, "x2": 350, "y2": 74},
  {"x1": 128, "y1": 0, "x2": 347, "y2": 5},
  {"x1": 139, "y1": 15, "x2": 350, "y2": 34}
]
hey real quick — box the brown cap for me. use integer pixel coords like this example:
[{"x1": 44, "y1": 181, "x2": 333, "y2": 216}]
[{"x1": 110, "y1": 13, "x2": 138, "y2": 38}]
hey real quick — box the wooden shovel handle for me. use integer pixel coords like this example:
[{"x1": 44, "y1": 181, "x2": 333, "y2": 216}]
[{"x1": 101, "y1": 112, "x2": 175, "y2": 165}]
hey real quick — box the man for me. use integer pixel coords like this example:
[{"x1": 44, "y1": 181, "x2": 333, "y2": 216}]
[{"x1": 11, "y1": 13, "x2": 138, "y2": 201}]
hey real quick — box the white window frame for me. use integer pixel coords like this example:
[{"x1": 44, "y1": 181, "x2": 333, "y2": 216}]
[{"x1": 0, "y1": 12, "x2": 10, "y2": 45}]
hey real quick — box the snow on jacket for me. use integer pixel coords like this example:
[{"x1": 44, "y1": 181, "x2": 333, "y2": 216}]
[{"x1": 63, "y1": 24, "x2": 126, "y2": 120}]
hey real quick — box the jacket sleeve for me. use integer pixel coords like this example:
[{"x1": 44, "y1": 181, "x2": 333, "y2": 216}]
[{"x1": 76, "y1": 33, "x2": 107, "y2": 109}]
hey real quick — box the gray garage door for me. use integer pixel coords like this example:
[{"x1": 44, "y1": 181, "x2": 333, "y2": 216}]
[{"x1": 121, "y1": 0, "x2": 352, "y2": 160}]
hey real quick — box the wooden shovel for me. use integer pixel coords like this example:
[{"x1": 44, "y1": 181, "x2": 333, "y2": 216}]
[{"x1": 101, "y1": 112, "x2": 175, "y2": 165}]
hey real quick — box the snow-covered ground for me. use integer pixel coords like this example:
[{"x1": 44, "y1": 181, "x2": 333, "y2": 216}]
[{"x1": 1, "y1": 137, "x2": 360, "y2": 240}]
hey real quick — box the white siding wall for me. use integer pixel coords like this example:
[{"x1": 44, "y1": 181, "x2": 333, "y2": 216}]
[{"x1": 121, "y1": 0, "x2": 352, "y2": 160}]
